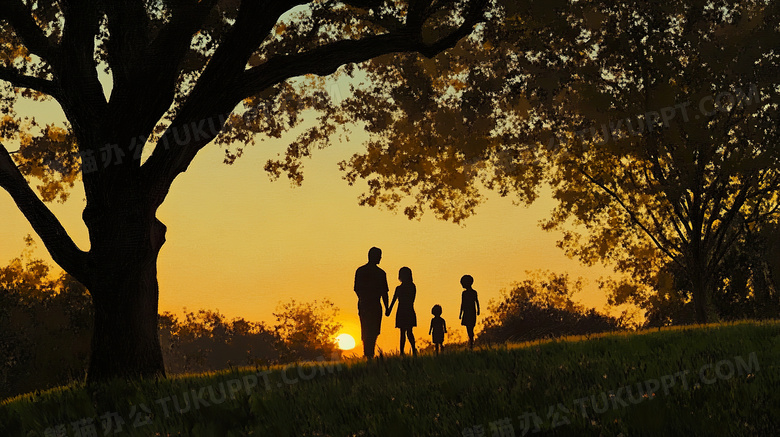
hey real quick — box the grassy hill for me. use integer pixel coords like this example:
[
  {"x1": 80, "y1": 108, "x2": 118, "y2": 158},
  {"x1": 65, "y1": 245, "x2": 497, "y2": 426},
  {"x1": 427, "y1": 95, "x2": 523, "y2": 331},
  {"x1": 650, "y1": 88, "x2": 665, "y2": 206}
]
[{"x1": 2, "y1": 321, "x2": 778, "y2": 436}]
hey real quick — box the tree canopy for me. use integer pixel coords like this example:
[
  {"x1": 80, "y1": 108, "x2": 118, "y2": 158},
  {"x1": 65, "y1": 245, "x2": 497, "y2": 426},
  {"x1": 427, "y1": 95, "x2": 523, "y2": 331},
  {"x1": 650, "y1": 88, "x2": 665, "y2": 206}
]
[{"x1": 333, "y1": 0, "x2": 780, "y2": 323}]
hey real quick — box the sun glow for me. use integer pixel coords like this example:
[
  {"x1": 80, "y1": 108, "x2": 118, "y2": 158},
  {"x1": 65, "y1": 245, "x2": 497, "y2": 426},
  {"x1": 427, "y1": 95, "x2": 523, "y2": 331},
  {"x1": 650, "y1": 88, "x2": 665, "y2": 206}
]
[{"x1": 335, "y1": 333, "x2": 356, "y2": 350}]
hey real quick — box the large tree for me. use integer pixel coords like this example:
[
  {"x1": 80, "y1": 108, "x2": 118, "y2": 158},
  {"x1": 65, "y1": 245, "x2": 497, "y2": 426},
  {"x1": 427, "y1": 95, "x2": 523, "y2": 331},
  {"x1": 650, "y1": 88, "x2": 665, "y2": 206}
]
[
  {"x1": 334, "y1": 0, "x2": 780, "y2": 324},
  {"x1": 0, "y1": 0, "x2": 489, "y2": 382}
]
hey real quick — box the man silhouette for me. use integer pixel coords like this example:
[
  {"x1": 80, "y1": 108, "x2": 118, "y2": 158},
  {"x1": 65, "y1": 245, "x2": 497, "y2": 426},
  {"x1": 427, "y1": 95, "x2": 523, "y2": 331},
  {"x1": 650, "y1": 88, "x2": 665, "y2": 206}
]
[{"x1": 354, "y1": 247, "x2": 389, "y2": 358}]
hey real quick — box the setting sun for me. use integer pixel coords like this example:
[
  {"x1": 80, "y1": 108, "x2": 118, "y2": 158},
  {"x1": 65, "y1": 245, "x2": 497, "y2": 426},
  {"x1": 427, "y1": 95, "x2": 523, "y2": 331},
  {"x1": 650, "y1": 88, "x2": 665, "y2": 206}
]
[{"x1": 335, "y1": 333, "x2": 356, "y2": 351}]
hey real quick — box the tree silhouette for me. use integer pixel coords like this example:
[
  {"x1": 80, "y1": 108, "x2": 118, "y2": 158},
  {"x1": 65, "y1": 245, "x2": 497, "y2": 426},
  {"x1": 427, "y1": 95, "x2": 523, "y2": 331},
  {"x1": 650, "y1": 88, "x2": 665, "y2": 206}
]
[
  {"x1": 0, "y1": 0, "x2": 488, "y2": 382},
  {"x1": 0, "y1": 238, "x2": 92, "y2": 399},
  {"x1": 158, "y1": 309, "x2": 280, "y2": 374},
  {"x1": 272, "y1": 299, "x2": 342, "y2": 362},
  {"x1": 479, "y1": 271, "x2": 624, "y2": 344},
  {"x1": 335, "y1": 0, "x2": 780, "y2": 324},
  {"x1": 616, "y1": 222, "x2": 780, "y2": 327},
  {"x1": 534, "y1": 0, "x2": 780, "y2": 325}
]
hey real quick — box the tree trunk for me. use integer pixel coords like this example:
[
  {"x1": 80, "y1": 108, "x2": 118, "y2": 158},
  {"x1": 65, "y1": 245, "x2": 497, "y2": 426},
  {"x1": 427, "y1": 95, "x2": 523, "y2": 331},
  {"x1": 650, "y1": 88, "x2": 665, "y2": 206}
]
[
  {"x1": 87, "y1": 258, "x2": 165, "y2": 382},
  {"x1": 691, "y1": 275, "x2": 708, "y2": 324},
  {"x1": 691, "y1": 270, "x2": 717, "y2": 324},
  {"x1": 84, "y1": 202, "x2": 168, "y2": 383}
]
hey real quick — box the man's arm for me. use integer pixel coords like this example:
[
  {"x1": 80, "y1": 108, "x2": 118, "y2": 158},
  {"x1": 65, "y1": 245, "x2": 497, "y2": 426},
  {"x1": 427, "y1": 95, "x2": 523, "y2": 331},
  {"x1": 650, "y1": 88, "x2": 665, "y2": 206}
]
[
  {"x1": 380, "y1": 271, "x2": 389, "y2": 311},
  {"x1": 354, "y1": 268, "x2": 362, "y2": 299},
  {"x1": 387, "y1": 289, "x2": 397, "y2": 316}
]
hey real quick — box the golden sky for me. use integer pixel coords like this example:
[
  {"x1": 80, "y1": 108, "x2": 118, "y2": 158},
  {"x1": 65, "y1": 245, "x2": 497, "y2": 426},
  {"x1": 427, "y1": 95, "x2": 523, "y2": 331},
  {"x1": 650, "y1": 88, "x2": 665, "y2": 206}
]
[{"x1": 0, "y1": 86, "x2": 615, "y2": 355}]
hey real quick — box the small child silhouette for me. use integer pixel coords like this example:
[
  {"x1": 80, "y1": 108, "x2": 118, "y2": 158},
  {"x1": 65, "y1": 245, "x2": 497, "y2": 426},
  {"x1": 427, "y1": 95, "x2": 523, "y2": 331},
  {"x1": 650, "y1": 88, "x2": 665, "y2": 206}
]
[
  {"x1": 458, "y1": 274, "x2": 480, "y2": 349},
  {"x1": 429, "y1": 304, "x2": 446, "y2": 355}
]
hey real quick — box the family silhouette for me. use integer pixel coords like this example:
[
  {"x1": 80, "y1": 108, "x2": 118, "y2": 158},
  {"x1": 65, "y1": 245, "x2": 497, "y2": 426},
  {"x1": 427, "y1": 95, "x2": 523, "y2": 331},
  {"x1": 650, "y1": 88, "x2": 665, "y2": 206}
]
[
  {"x1": 353, "y1": 247, "x2": 389, "y2": 359},
  {"x1": 387, "y1": 266, "x2": 418, "y2": 355},
  {"x1": 353, "y1": 247, "x2": 480, "y2": 357},
  {"x1": 459, "y1": 274, "x2": 480, "y2": 349},
  {"x1": 429, "y1": 304, "x2": 446, "y2": 355}
]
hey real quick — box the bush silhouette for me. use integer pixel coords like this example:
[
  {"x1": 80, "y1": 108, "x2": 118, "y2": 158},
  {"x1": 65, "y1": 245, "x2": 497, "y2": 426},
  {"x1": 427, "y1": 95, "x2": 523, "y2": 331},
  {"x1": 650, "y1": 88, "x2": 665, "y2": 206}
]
[{"x1": 479, "y1": 271, "x2": 624, "y2": 344}]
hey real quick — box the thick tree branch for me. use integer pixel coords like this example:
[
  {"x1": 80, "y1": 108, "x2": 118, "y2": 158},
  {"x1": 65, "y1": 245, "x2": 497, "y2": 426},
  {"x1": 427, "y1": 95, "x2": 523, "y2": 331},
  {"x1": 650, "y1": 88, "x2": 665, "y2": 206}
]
[
  {"x1": 239, "y1": 1, "x2": 486, "y2": 98},
  {"x1": 701, "y1": 174, "x2": 728, "y2": 248},
  {"x1": 745, "y1": 192, "x2": 780, "y2": 224},
  {"x1": 140, "y1": 0, "x2": 307, "y2": 203},
  {"x1": 86, "y1": 0, "x2": 222, "y2": 177},
  {"x1": 0, "y1": 65, "x2": 61, "y2": 98},
  {"x1": 625, "y1": 167, "x2": 684, "y2": 252},
  {"x1": 149, "y1": 0, "x2": 220, "y2": 58},
  {"x1": 642, "y1": 199, "x2": 685, "y2": 254},
  {"x1": 339, "y1": 0, "x2": 384, "y2": 9},
  {"x1": 706, "y1": 175, "x2": 756, "y2": 271},
  {"x1": 141, "y1": 0, "x2": 488, "y2": 205},
  {"x1": 0, "y1": 0, "x2": 56, "y2": 61},
  {"x1": 103, "y1": 0, "x2": 152, "y2": 89},
  {"x1": 195, "y1": 0, "x2": 304, "y2": 105},
  {"x1": 55, "y1": 0, "x2": 107, "y2": 177},
  {"x1": 0, "y1": 141, "x2": 90, "y2": 281},
  {"x1": 646, "y1": 141, "x2": 693, "y2": 237},
  {"x1": 58, "y1": 0, "x2": 106, "y2": 113},
  {"x1": 577, "y1": 166, "x2": 684, "y2": 268}
]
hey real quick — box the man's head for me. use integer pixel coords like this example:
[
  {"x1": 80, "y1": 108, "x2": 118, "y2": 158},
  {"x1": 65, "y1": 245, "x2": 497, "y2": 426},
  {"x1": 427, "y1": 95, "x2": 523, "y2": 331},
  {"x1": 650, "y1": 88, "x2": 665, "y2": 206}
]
[{"x1": 368, "y1": 247, "x2": 382, "y2": 264}]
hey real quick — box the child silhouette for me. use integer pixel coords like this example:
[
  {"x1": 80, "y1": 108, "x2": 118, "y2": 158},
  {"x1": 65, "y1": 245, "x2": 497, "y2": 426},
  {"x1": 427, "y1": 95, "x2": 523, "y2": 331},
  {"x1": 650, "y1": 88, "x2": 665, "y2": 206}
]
[
  {"x1": 429, "y1": 304, "x2": 446, "y2": 355},
  {"x1": 458, "y1": 275, "x2": 480, "y2": 349},
  {"x1": 387, "y1": 266, "x2": 417, "y2": 356}
]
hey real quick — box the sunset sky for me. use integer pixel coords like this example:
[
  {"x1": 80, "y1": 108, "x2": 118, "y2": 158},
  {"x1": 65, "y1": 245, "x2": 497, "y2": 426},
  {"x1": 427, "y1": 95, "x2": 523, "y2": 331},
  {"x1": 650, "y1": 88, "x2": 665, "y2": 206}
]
[{"x1": 0, "y1": 79, "x2": 616, "y2": 355}]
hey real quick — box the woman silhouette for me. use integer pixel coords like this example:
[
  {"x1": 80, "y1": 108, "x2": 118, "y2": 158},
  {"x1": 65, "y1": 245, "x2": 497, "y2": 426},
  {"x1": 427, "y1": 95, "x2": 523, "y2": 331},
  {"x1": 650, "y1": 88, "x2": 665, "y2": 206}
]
[{"x1": 387, "y1": 267, "x2": 417, "y2": 356}]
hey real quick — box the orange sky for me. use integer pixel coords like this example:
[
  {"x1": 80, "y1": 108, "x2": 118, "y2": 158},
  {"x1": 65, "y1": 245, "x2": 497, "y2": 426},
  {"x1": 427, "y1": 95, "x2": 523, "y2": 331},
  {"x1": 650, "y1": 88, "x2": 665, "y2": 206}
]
[{"x1": 0, "y1": 84, "x2": 616, "y2": 356}]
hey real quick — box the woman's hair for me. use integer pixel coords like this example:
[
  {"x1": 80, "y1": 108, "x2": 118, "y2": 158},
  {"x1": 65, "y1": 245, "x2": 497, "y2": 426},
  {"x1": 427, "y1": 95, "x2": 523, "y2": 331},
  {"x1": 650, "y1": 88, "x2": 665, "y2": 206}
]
[
  {"x1": 399, "y1": 266, "x2": 413, "y2": 283},
  {"x1": 431, "y1": 304, "x2": 442, "y2": 316},
  {"x1": 460, "y1": 274, "x2": 474, "y2": 288}
]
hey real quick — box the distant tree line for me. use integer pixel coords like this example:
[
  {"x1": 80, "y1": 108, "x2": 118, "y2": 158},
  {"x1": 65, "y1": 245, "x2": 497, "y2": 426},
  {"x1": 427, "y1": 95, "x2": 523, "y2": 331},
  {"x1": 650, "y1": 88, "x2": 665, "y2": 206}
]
[{"x1": 0, "y1": 242, "x2": 341, "y2": 400}]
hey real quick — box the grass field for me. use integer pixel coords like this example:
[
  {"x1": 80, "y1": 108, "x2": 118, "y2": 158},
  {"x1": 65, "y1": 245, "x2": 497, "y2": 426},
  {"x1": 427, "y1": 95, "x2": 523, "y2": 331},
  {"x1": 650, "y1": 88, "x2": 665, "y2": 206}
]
[{"x1": 1, "y1": 320, "x2": 778, "y2": 436}]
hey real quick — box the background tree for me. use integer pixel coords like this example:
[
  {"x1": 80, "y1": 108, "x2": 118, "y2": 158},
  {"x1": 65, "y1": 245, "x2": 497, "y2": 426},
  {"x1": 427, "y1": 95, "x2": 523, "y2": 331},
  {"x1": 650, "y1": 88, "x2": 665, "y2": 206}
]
[
  {"x1": 333, "y1": 0, "x2": 780, "y2": 324},
  {"x1": 610, "y1": 222, "x2": 780, "y2": 327},
  {"x1": 272, "y1": 299, "x2": 342, "y2": 362},
  {"x1": 478, "y1": 271, "x2": 625, "y2": 344},
  {"x1": 711, "y1": 225, "x2": 780, "y2": 320},
  {"x1": 160, "y1": 299, "x2": 342, "y2": 373},
  {"x1": 158, "y1": 309, "x2": 280, "y2": 374},
  {"x1": 0, "y1": 238, "x2": 92, "y2": 400},
  {"x1": 535, "y1": 0, "x2": 780, "y2": 324},
  {"x1": 0, "y1": 0, "x2": 489, "y2": 381}
]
